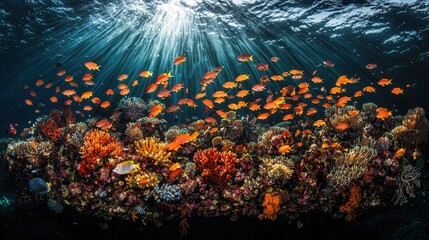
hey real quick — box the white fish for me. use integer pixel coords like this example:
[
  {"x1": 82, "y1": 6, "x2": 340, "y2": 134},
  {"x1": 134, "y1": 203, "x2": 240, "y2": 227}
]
[{"x1": 113, "y1": 161, "x2": 140, "y2": 175}]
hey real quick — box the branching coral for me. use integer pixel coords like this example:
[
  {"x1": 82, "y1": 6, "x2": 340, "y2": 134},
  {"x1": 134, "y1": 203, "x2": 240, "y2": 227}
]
[
  {"x1": 392, "y1": 165, "x2": 421, "y2": 206},
  {"x1": 259, "y1": 156, "x2": 295, "y2": 184},
  {"x1": 259, "y1": 192, "x2": 281, "y2": 221},
  {"x1": 79, "y1": 129, "x2": 124, "y2": 173},
  {"x1": 339, "y1": 184, "x2": 362, "y2": 221},
  {"x1": 125, "y1": 123, "x2": 144, "y2": 141},
  {"x1": 40, "y1": 118, "x2": 63, "y2": 143},
  {"x1": 117, "y1": 97, "x2": 146, "y2": 120},
  {"x1": 193, "y1": 148, "x2": 238, "y2": 190},
  {"x1": 135, "y1": 137, "x2": 172, "y2": 166},
  {"x1": 329, "y1": 137, "x2": 377, "y2": 188}
]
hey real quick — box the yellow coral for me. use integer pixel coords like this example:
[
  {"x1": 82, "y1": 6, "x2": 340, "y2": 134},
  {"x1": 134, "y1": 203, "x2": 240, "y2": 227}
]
[
  {"x1": 135, "y1": 137, "x2": 172, "y2": 166},
  {"x1": 260, "y1": 156, "x2": 295, "y2": 183}
]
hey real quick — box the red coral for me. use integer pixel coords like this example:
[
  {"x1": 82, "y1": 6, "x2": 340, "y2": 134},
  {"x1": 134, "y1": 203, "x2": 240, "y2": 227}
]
[
  {"x1": 40, "y1": 118, "x2": 63, "y2": 143},
  {"x1": 340, "y1": 184, "x2": 362, "y2": 221},
  {"x1": 79, "y1": 129, "x2": 124, "y2": 173},
  {"x1": 193, "y1": 148, "x2": 238, "y2": 190}
]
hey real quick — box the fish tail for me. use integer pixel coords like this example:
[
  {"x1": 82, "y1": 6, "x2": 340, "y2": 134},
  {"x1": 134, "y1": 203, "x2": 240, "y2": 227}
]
[{"x1": 250, "y1": 55, "x2": 253, "y2": 61}]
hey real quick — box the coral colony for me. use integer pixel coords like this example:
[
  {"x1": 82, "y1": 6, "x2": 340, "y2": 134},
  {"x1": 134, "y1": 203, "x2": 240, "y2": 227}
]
[{"x1": 5, "y1": 95, "x2": 428, "y2": 235}]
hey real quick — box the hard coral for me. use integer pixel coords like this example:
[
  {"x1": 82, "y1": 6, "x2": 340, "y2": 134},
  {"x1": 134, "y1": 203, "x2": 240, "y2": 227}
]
[
  {"x1": 193, "y1": 148, "x2": 238, "y2": 190},
  {"x1": 135, "y1": 137, "x2": 172, "y2": 166},
  {"x1": 79, "y1": 129, "x2": 123, "y2": 173}
]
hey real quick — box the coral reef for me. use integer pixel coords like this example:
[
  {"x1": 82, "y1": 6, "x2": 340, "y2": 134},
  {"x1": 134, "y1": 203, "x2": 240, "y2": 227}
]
[
  {"x1": 339, "y1": 184, "x2": 362, "y2": 221},
  {"x1": 259, "y1": 192, "x2": 281, "y2": 221},
  {"x1": 392, "y1": 165, "x2": 421, "y2": 206},
  {"x1": 259, "y1": 156, "x2": 295, "y2": 184}
]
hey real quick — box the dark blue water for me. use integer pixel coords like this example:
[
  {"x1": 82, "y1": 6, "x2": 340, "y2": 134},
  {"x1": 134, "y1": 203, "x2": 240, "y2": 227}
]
[{"x1": 0, "y1": 1, "x2": 429, "y2": 239}]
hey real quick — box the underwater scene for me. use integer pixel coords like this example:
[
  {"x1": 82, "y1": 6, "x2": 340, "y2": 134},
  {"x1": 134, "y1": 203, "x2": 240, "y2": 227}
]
[{"x1": 1, "y1": 0, "x2": 429, "y2": 239}]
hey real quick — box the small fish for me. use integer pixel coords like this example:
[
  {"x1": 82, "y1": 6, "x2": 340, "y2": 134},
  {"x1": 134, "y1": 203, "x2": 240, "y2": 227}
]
[
  {"x1": 237, "y1": 54, "x2": 253, "y2": 62},
  {"x1": 8, "y1": 123, "x2": 17, "y2": 135},
  {"x1": 391, "y1": 87, "x2": 404, "y2": 95},
  {"x1": 323, "y1": 61, "x2": 335, "y2": 67},
  {"x1": 366, "y1": 63, "x2": 377, "y2": 70},
  {"x1": 395, "y1": 148, "x2": 406, "y2": 158},
  {"x1": 85, "y1": 62, "x2": 100, "y2": 71},
  {"x1": 113, "y1": 161, "x2": 140, "y2": 175},
  {"x1": 271, "y1": 56, "x2": 280, "y2": 62},
  {"x1": 174, "y1": 55, "x2": 187, "y2": 65},
  {"x1": 139, "y1": 71, "x2": 153, "y2": 78},
  {"x1": 28, "y1": 178, "x2": 51, "y2": 194}
]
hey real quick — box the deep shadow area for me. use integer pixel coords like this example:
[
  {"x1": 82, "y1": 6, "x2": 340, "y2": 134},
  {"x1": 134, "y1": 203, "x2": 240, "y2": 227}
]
[{"x1": 1, "y1": 169, "x2": 428, "y2": 240}]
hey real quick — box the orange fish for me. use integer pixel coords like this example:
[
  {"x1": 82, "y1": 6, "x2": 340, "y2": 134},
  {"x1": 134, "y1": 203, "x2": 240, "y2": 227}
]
[
  {"x1": 119, "y1": 88, "x2": 130, "y2": 96},
  {"x1": 57, "y1": 69, "x2": 66, "y2": 76},
  {"x1": 96, "y1": 119, "x2": 112, "y2": 130},
  {"x1": 236, "y1": 90, "x2": 249, "y2": 98},
  {"x1": 235, "y1": 74, "x2": 250, "y2": 82},
  {"x1": 223, "y1": 82, "x2": 237, "y2": 89},
  {"x1": 213, "y1": 91, "x2": 228, "y2": 98},
  {"x1": 354, "y1": 91, "x2": 363, "y2": 97},
  {"x1": 394, "y1": 148, "x2": 406, "y2": 158},
  {"x1": 157, "y1": 89, "x2": 171, "y2": 98},
  {"x1": 289, "y1": 69, "x2": 303, "y2": 75},
  {"x1": 216, "y1": 110, "x2": 227, "y2": 118},
  {"x1": 202, "y1": 99, "x2": 214, "y2": 109},
  {"x1": 132, "y1": 80, "x2": 139, "y2": 87},
  {"x1": 50, "y1": 96, "x2": 58, "y2": 103},
  {"x1": 335, "y1": 75, "x2": 352, "y2": 86},
  {"x1": 214, "y1": 98, "x2": 225, "y2": 104},
  {"x1": 270, "y1": 75, "x2": 284, "y2": 81},
  {"x1": 278, "y1": 145, "x2": 292, "y2": 154},
  {"x1": 83, "y1": 105, "x2": 93, "y2": 111},
  {"x1": 145, "y1": 83, "x2": 158, "y2": 93},
  {"x1": 237, "y1": 54, "x2": 253, "y2": 62},
  {"x1": 257, "y1": 112, "x2": 270, "y2": 120},
  {"x1": 248, "y1": 102, "x2": 260, "y2": 111},
  {"x1": 82, "y1": 73, "x2": 93, "y2": 81},
  {"x1": 81, "y1": 91, "x2": 93, "y2": 99},
  {"x1": 106, "y1": 89, "x2": 114, "y2": 95},
  {"x1": 306, "y1": 108, "x2": 317, "y2": 116},
  {"x1": 174, "y1": 55, "x2": 187, "y2": 65},
  {"x1": 376, "y1": 107, "x2": 392, "y2": 120},
  {"x1": 64, "y1": 75, "x2": 74, "y2": 82},
  {"x1": 377, "y1": 78, "x2": 392, "y2": 86},
  {"x1": 155, "y1": 71, "x2": 173, "y2": 85},
  {"x1": 118, "y1": 74, "x2": 128, "y2": 81},
  {"x1": 363, "y1": 86, "x2": 376, "y2": 92},
  {"x1": 256, "y1": 63, "x2": 269, "y2": 71},
  {"x1": 166, "y1": 105, "x2": 180, "y2": 113},
  {"x1": 25, "y1": 99, "x2": 33, "y2": 106},
  {"x1": 313, "y1": 119, "x2": 326, "y2": 127},
  {"x1": 283, "y1": 114, "x2": 294, "y2": 121},
  {"x1": 30, "y1": 91, "x2": 37, "y2": 97},
  {"x1": 92, "y1": 97, "x2": 101, "y2": 104},
  {"x1": 149, "y1": 105, "x2": 164, "y2": 118},
  {"x1": 35, "y1": 79, "x2": 44, "y2": 87},
  {"x1": 171, "y1": 83, "x2": 184, "y2": 92},
  {"x1": 195, "y1": 93, "x2": 206, "y2": 99},
  {"x1": 391, "y1": 87, "x2": 403, "y2": 95},
  {"x1": 85, "y1": 62, "x2": 100, "y2": 71},
  {"x1": 139, "y1": 71, "x2": 153, "y2": 78},
  {"x1": 335, "y1": 123, "x2": 349, "y2": 131},
  {"x1": 69, "y1": 81, "x2": 79, "y2": 87},
  {"x1": 64, "y1": 99, "x2": 72, "y2": 106},
  {"x1": 62, "y1": 89, "x2": 76, "y2": 97},
  {"x1": 251, "y1": 83, "x2": 266, "y2": 92},
  {"x1": 100, "y1": 101, "x2": 111, "y2": 108},
  {"x1": 311, "y1": 77, "x2": 323, "y2": 83}
]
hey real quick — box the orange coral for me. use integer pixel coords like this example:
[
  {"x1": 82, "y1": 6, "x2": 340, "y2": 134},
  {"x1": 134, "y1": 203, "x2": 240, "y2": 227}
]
[
  {"x1": 40, "y1": 118, "x2": 63, "y2": 143},
  {"x1": 193, "y1": 148, "x2": 238, "y2": 190},
  {"x1": 79, "y1": 129, "x2": 124, "y2": 173},
  {"x1": 259, "y1": 192, "x2": 281, "y2": 221},
  {"x1": 339, "y1": 184, "x2": 362, "y2": 221}
]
